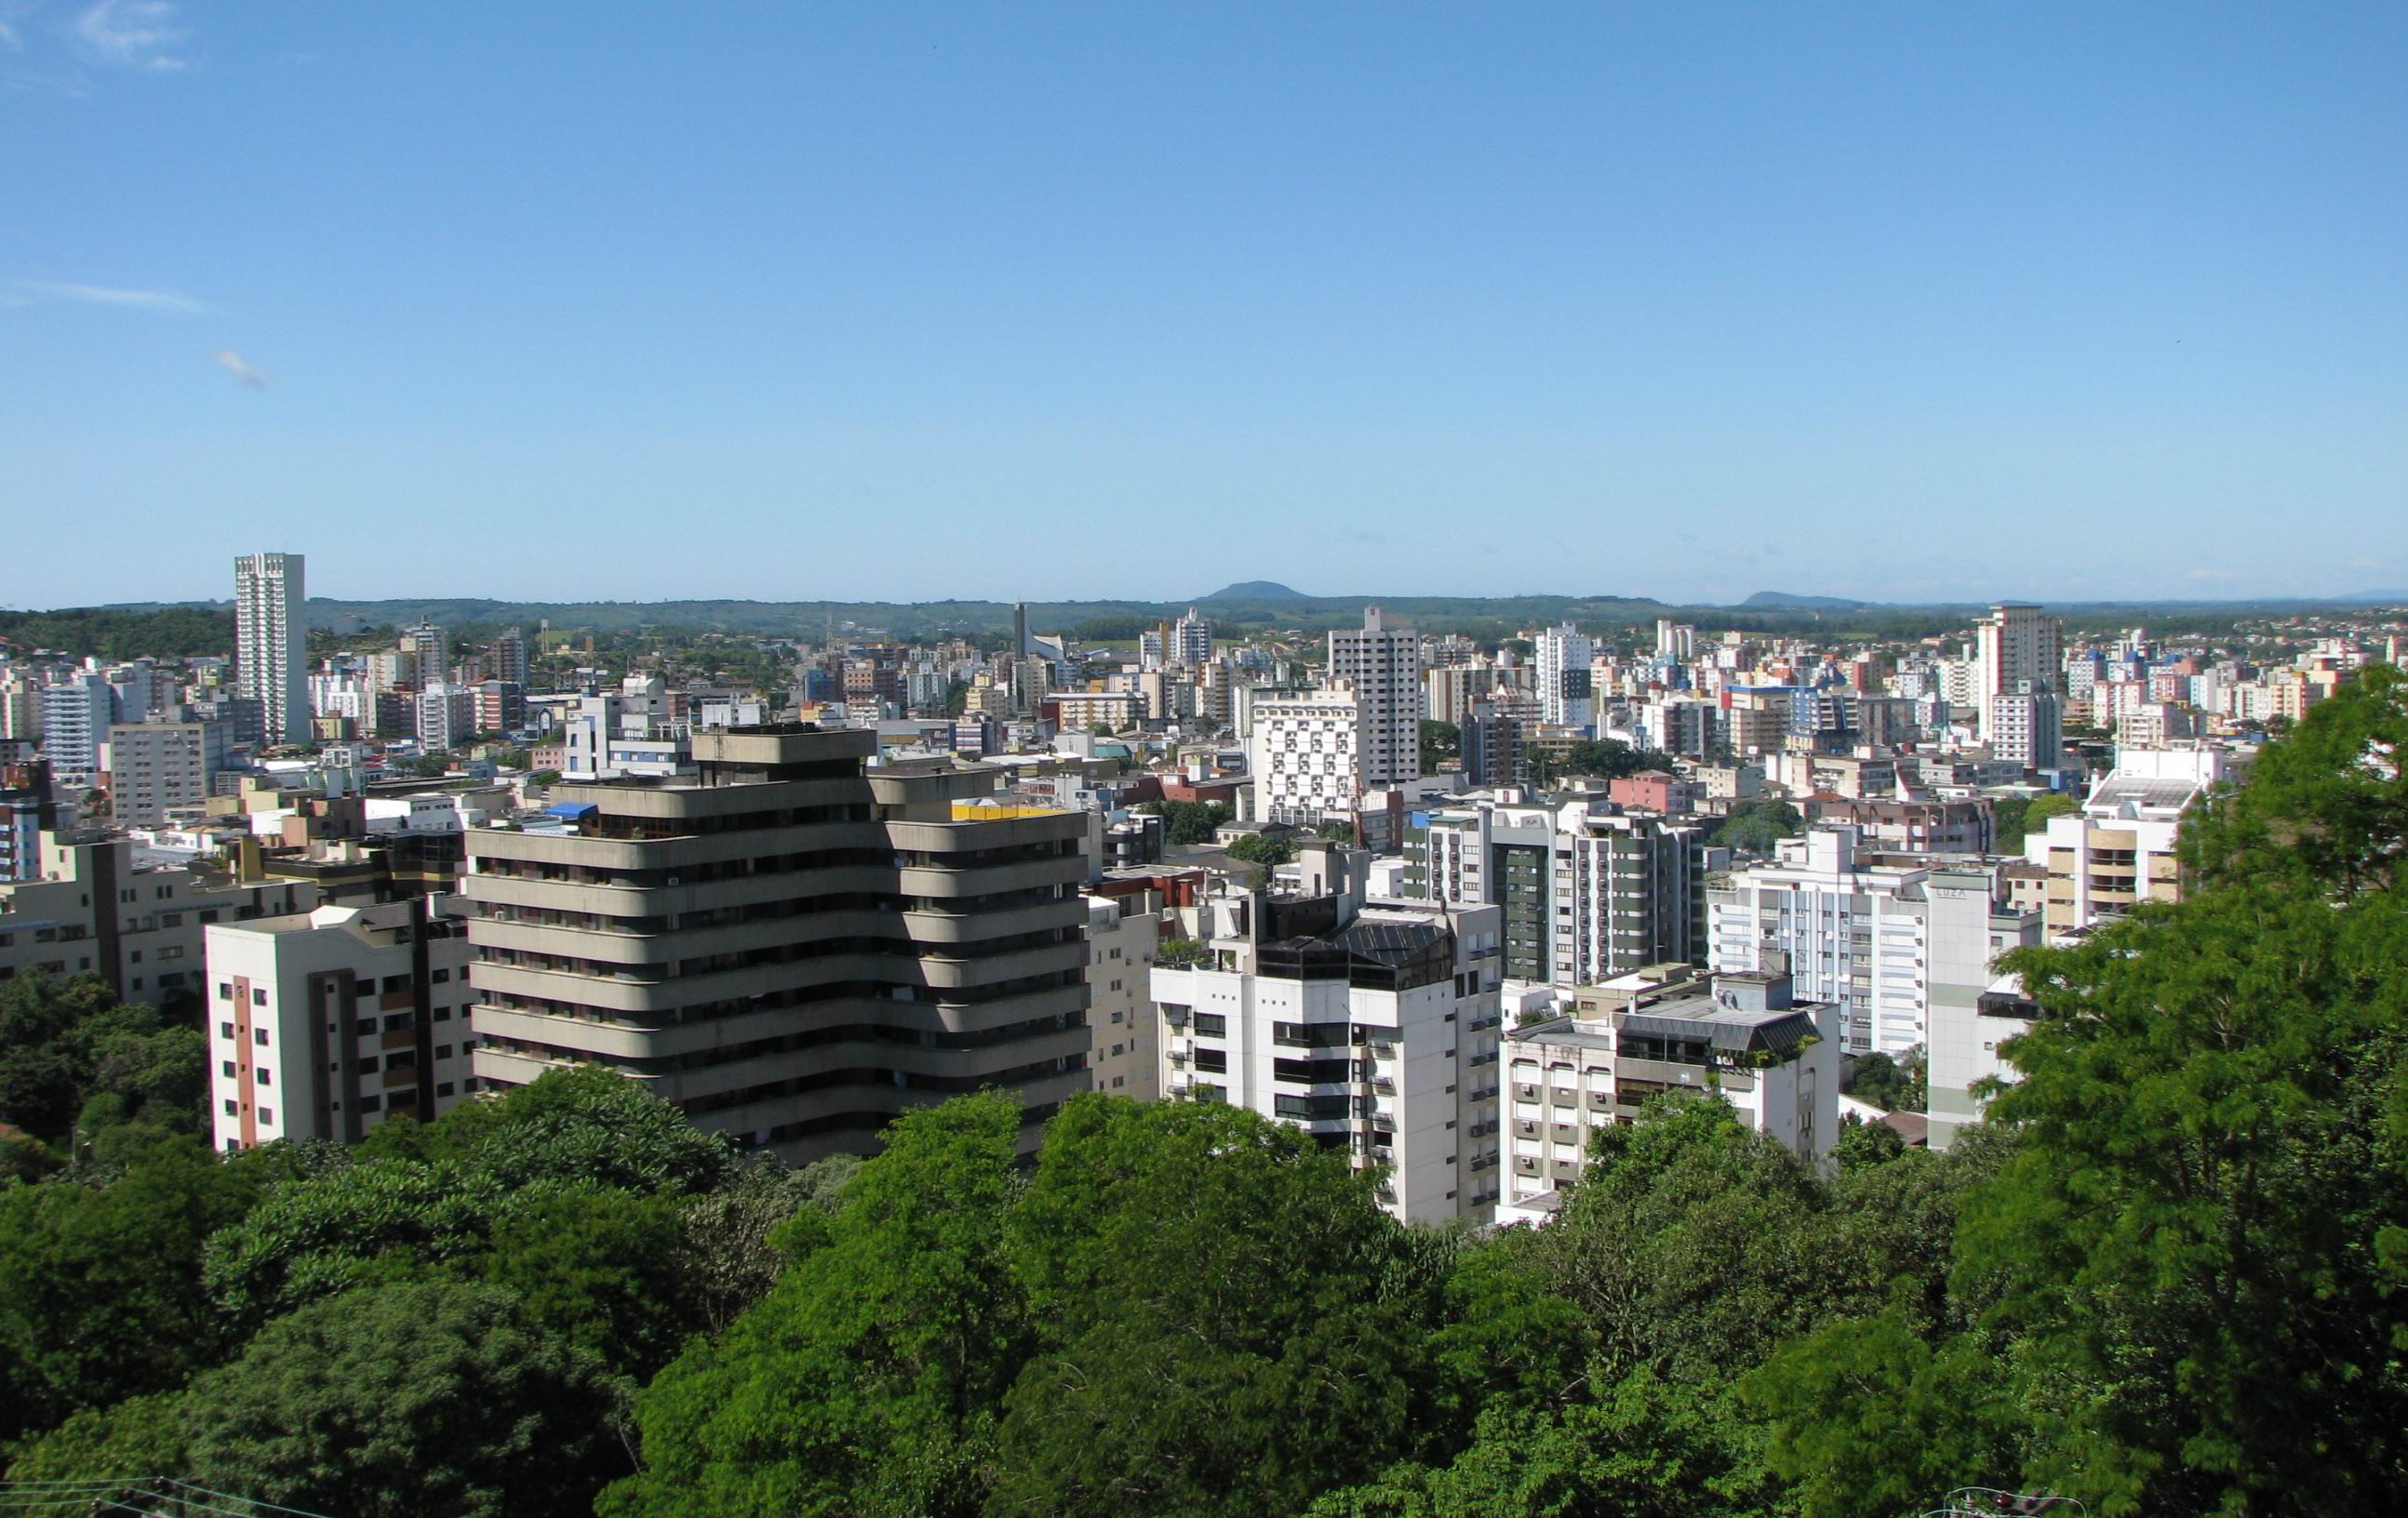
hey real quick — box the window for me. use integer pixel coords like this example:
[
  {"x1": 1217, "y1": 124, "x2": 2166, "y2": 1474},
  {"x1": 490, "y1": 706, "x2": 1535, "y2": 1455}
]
[
  {"x1": 435, "y1": 1045, "x2": 452, "y2": 1060},
  {"x1": 256, "y1": 1068, "x2": 272, "y2": 1086},
  {"x1": 222, "y1": 1099, "x2": 236, "y2": 1115},
  {"x1": 433, "y1": 1005, "x2": 451, "y2": 1021},
  {"x1": 357, "y1": 1057, "x2": 379, "y2": 1074},
  {"x1": 431, "y1": 968, "x2": 451, "y2": 983},
  {"x1": 358, "y1": 1095, "x2": 381, "y2": 1112},
  {"x1": 220, "y1": 1021, "x2": 234, "y2": 1038},
  {"x1": 251, "y1": 989, "x2": 266, "y2": 1005},
  {"x1": 381, "y1": 974, "x2": 409, "y2": 993},
  {"x1": 254, "y1": 1029, "x2": 269, "y2": 1046},
  {"x1": 218, "y1": 983, "x2": 233, "y2": 1000},
  {"x1": 435, "y1": 1082, "x2": 456, "y2": 1098},
  {"x1": 221, "y1": 1060, "x2": 235, "y2": 1078},
  {"x1": 383, "y1": 1013, "x2": 411, "y2": 1032},
  {"x1": 356, "y1": 1019, "x2": 376, "y2": 1035},
  {"x1": 257, "y1": 1108, "x2": 274, "y2": 1125},
  {"x1": 1193, "y1": 1012, "x2": 1227, "y2": 1037},
  {"x1": 1194, "y1": 1048, "x2": 1228, "y2": 1074}
]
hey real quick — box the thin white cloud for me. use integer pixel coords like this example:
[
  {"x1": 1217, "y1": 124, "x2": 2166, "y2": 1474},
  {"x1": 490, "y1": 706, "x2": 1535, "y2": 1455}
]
[
  {"x1": 10, "y1": 278, "x2": 209, "y2": 313},
  {"x1": 212, "y1": 348, "x2": 268, "y2": 390},
  {"x1": 72, "y1": 0, "x2": 186, "y2": 71}
]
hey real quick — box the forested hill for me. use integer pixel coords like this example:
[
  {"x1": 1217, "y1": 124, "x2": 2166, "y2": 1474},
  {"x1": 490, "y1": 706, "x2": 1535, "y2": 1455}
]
[{"x1": 2, "y1": 665, "x2": 2403, "y2": 1517}]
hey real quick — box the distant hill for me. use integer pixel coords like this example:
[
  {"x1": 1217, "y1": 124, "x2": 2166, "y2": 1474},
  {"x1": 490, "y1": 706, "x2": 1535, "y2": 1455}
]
[
  {"x1": 1740, "y1": 591, "x2": 1874, "y2": 610},
  {"x1": 1201, "y1": 580, "x2": 1309, "y2": 602}
]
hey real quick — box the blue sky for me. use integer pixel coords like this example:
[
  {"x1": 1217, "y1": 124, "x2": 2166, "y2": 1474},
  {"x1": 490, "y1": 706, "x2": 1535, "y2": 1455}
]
[{"x1": 4, "y1": 2, "x2": 2402, "y2": 608}]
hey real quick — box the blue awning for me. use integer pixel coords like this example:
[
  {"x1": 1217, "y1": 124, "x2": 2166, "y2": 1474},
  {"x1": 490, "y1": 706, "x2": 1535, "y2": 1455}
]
[{"x1": 544, "y1": 801, "x2": 597, "y2": 819}]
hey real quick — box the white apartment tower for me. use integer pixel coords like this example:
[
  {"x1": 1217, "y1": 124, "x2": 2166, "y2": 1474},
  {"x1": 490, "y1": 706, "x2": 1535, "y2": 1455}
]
[
  {"x1": 1171, "y1": 607, "x2": 1214, "y2": 670},
  {"x1": 1706, "y1": 826, "x2": 2001, "y2": 1058},
  {"x1": 1152, "y1": 845, "x2": 1506, "y2": 1223},
  {"x1": 1327, "y1": 606, "x2": 1422, "y2": 787},
  {"x1": 1534, "y1": 623, "x2": 1596, "y2": 731},
  {"x1": 1249, "y1": 686, "x2": 1368, "y2": 827},
  {"x1": 1973, "y1": 603, "x2": 2061, "y2": 740},
  {"x1": 234, "y1": 552, "x2": 309, "y2": 744}
]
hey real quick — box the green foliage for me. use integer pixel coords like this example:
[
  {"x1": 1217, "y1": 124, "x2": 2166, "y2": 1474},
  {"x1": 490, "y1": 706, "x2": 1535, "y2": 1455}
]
[
  {"x1": 185, "y1": 1281, "x2": 626, "y2": 1518},
  {"x1": 3, "y1": 1391, "x2": 192, "y2": 1485},
  {"x1": 1140, "y1": 797, "x2": 1232, "y2": 845},
  {"x1": 1992, "y1": 791, "x2": 2076, "y2": 854},
  {"x1": 0, "y1": 605, "x2": 233, "y2": 659},
  {"x1": 1225, "y1": 830, "x2": 1297, "y2": 866},
  {"x1": 1420, "y1": 719, "x2": 1461, "y2": 774},
  {"x1": 1841, "y1": 1045, "x2": 1925, "y2": 1113},
  {"x1": 1524, "y1": 738, "x2": 1671, "y2": 786},
  {"x1": 0, "y1": 1137, "x2": 262, "y2": 1445},
  {"x1": 601, "y1": 1091, "x2": 1029, "y2": 1518},
  {"x1": 1708, "y1": 798, "x2": 1803, "y2": 855},
  {"x1": 0, "y1": 972, "x2": 205, "y2": 1146},
  {"x1": 992, "y1": 1097, "x2": 1425, "y2": 1518}
]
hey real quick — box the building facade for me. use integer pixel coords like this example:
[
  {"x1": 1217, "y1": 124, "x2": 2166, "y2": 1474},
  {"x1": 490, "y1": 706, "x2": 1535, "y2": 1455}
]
[
  {"x1": 1327, "y1": 607, "x2": 1422, "y2": 787},
  {"x1": 1150, "y1": 845, "x2": 1505, "y2": 1223},
  {"x1": 234, "y1": 551, "x2": 310, "y2": 744},
  {"x1": 462, "y1": 726, "x2": 1091, "y2": 1161},
  {"x1": 206, "y1": 898, "x2": 482, "y2": 1152},
  {"x1": 1084, "y1": 891, "x2": 1161, "y2": 1099}
]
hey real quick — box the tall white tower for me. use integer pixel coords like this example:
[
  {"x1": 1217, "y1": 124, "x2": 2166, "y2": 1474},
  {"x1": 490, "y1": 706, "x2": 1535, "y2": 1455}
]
[
  {"x1": 1328, "y1": 606, "x2": 1422, "y2": 787},
  {"x1": 234, "y1": 552, "x2": 308, "y2": 744},
  {"x1": 1973, "y1": 603, "x2": 2062, "y2": 740},
  {"x1": 1534, "y1": 622, "x2": 1596, "y2": 731}
]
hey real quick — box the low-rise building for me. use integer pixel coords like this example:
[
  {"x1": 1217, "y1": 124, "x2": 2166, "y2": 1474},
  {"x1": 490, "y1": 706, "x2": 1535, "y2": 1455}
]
[{"x1": 1497, "y1": 960, "x2": 1839, "y2": 1224}]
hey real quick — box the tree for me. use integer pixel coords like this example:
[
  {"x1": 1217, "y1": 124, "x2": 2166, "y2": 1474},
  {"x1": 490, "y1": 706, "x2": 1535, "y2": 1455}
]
[
  {"x1": 601, "y1": 1092, "x2": 1031, "y2": 1518},
  {"x1": 1140, "y1": 799, "x2": 1232, "y2": 846},
  {"x1": 0, "y1": 1137, "x2": 264, "y2": 1445},
  {"x1": 1224, "y1": 831, "x2": 1297, "y2": 867},
  {"x1": 529, "y1": 767, "x2": 564, "y2": 786},
  {"x1": 0, "y1": 972, "x2": 200, "y2": 1146},
  {"x1": 3, "y1": 1392, "x2": 192, "y2": 1486},
  {"x1": 990, "y1": 1097, "x2": 1429, "y2": 1518},
  {"x1": 1993, "y1": 792, "x2": 2075, "y2": 854},
  {"x1": 483, "y1": 1183, "x2": 696, "y2": 1379},
  {"x1": 1420, "y1": 719, "x2": 1461, "y2": 774},
  {"x1": 1708, "y1": 799, "x2": 1802, "y2": 856},
  {"x1": 185, "y1": 1281, "x2": 626, "y2": 1518}
]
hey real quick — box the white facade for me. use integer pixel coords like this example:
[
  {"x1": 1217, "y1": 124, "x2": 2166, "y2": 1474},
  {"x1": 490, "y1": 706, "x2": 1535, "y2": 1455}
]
[
  {"x1": 1327, "y1": 607, "x2": 1422, "y2": 787},
  {"x1": 1415, "y1": 796, "x2": 1706, "y2": 989},
  {"x1": 1085, "y1": 893, "x2": 1161, "y2": 1099},
  {"x1": 1988, "y1": 686, "x2": 2062, "y2": 770},
  {"x1": 1497, "y1": 965, "x2": 1839, "y2": 1223},
  {"x1": 1151, "y1": 852, "x2": 1505, "y2": 1223},
  {"x1": 1534, "y1": 623, "x2": 1596, "y2": 731},
  {"x1": 39, "y1": 671, "x2": 113, "y2": 785},
  {"x1": 1248, "y1": 686, "x2": 1366, "y2": 826},
  {"x1": 1973, "y1": 603, "x2": 2061, "y2": 740},
  {"x1": 234, "y1": 552, "x2": 310, "y2": 744},
  {"x1": 206, "y1": 899, "x2": 483, "y2": 1152},
  {"x1": 1707, "y1": 827, "x2": 1996, "y2": 1058}
]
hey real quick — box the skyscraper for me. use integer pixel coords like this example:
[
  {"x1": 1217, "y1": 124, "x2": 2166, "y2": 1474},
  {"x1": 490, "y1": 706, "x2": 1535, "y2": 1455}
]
[
  {"x1": 1973, "y1": 602, "x2": 2061, "y2": 740},
  {"x1": 1327, "y1": 606, "x2": 1422, "y2": 787},
  {"x1": 1533, "y1": 622, "x2": 1596, "y2": 731},
  {"x1": 234, "y1": 552, "x2": 309, "y2": 744}
]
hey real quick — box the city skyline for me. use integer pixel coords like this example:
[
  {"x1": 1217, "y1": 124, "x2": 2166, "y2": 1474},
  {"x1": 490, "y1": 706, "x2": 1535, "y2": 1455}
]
[{"x1": 4, "y1": 3, "x2": 2402, "y2": 606}]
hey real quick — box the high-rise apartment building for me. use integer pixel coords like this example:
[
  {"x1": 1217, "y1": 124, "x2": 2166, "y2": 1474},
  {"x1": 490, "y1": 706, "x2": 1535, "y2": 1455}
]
[
  {"x1": 207, "y1": 898, "x2": 482, "y2": 1152},
  {"x1": 1987, "y1": 684, "x2": 2063, "y2": 770},
  {"x1": 1706, "y1": 827, "x2": 2011, "y2": 1057},
  {"x1": 234, "y1": 552, "x2": 309, "y2": 745},
  {"x1": 1248, "y1": 686, "x2": 1367, "y2": 827},
  {"x1": 399, "y1": 620, "x2": 451, "y2": 687},
  {"x1": 488, "y1": 627, "x2": 529, "y2": 687},
  {"x1": 1171, "y1": 607, "x2": 1213, "y2": 670},
  {"x1": 1973, "y1": 603, "x2": 2062, "y2": 740},
  {"x1": 462, "y1": 726, "x2": 1091, "y2": 1161},
  {"x1": 1151, "y1": 845, "x2": 1505, "y2": 1223},
  {"x1": 105, "y1": 721, "x2": 224, "y2": 828},
  {"x1": 1411, "y1": 797, "x2": 1706, "y2": 986},
  {"x1": 1327, "y1": 606, "x2": 1422, "y2": 787},
  {"x1": 1533, "y1": 623, "x2": 1596, "y2": 731},
  {"x1": 1083, "y1": 892, "x2": 1161, "y2": 1099},
  {"x1": 39, "y1": 669, "x2": 113, "y2": 786}
]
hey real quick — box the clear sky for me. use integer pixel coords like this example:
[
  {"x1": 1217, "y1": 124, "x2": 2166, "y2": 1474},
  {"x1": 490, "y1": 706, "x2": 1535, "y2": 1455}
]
[{"x1": 4, "y1": 2, "x2": 2403, "y2": 608}]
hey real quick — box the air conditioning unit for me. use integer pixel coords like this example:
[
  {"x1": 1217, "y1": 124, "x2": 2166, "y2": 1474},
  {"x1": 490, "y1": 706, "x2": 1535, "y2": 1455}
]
[{"x1": 664, "y1": 876, "x2": 680, "y2": 886}]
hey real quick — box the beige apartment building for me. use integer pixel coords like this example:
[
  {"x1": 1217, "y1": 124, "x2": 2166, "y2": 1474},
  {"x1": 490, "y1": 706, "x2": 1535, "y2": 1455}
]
[{"x1": 462, "y1": 726, "x2": 1091, "y2": 1161}]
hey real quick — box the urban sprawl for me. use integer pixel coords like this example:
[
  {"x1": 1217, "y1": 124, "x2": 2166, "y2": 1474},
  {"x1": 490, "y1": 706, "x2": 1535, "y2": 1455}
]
[{"x1": 4, "y1": 553, "x2": 2396, "y2": 1229}]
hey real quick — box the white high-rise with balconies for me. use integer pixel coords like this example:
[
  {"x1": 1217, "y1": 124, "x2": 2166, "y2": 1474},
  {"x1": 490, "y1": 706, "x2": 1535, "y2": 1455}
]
[
  {"x1": 1327, "y1": 606, "x2": 1422, "y2": 787},
  {"x1": 1973, "y1": 603, "x2": 2061, "y2": 741},
  {"x1": 234, "y1": 552, "x2": 309, "y2": 744},
  {"x1": 1534, "y1": 623, "x2": 1596, "y2": 731}
]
